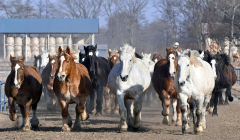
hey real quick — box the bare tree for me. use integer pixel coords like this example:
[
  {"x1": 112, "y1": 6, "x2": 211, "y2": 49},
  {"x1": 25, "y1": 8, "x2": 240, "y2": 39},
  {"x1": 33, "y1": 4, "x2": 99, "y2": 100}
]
[
  {"x1": 35, "y1": 0, "x2": 45, "y2": 18},
  {"x1": 57, "y1": 0, "x2": 103, "y2": 18},
  {"x1": 116, "y1": 0, "x2": 148, "y2": 46}
]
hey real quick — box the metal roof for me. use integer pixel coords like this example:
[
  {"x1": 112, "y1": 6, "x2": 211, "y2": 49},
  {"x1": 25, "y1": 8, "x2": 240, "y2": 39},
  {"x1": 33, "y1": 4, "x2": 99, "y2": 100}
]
[{"x1": 0, "y1": 18, "x2": 99, "y2": 33}]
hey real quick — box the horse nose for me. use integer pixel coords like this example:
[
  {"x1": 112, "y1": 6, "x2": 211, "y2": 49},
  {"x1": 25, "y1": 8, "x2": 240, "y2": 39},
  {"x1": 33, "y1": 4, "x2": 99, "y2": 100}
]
[
  {"x1": 120, "y1": 75, "x2": 128, "y2": 82},
  {"x1": 178, "y1": 81, "x2": 185, "y2": 86}
]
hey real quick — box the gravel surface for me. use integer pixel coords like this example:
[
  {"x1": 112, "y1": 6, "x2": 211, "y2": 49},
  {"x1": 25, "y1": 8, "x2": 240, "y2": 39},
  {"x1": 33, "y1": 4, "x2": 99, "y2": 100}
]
[{"x1": 1, "y1": 85, "x2": 240, "y2": 140}]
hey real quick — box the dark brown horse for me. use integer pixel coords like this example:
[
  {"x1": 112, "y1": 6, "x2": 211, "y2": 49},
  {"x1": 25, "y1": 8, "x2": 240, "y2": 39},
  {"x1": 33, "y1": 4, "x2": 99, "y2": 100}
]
[
  {"x1": 152, "y1": 47, "x2": 181, "y2": 125},
  {"x1": 53, "y1": 46, "x2": 92, "y2": 131},
  {"x1": 41, "y1": 54, "x2": 59, "y2": 110},
  {"x1": 152, "y1": 54, "x2": 162, "y2": 63},
  {"x1": 5, "y1": 55, "x2": 42, "y2": 131},
  {"x1": 103, "y1": 49, "x2": 120, "y2": 114}
]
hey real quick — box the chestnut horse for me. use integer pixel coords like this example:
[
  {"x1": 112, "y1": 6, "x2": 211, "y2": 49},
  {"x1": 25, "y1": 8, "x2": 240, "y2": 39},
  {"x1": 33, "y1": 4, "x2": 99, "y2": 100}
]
[
  {"x1": 41, "y1": 54, "x2": 59, "y2": 110},
  {"x1": 5, "y1": 55, "x2": 42, "y2": 131},
  {"x1": 53, "y1": 46, "x2": 92, "y2": 131},
  {"x1": 103, "y1": 49, "x2": 120, "y2": 114},
  {"x1": 152, "y1": 47, "x2": 181, "y2": 125}
]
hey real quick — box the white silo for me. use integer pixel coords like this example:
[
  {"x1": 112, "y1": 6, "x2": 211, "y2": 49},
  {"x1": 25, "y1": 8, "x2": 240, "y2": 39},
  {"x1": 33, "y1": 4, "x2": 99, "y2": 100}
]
[
  {"x1": 6, "y1": 37, "x2": 14, "y2": 58},
  {"x1": 39, "y1": 37, "x2": 46, "y2": 54},
  {"x1": 31, "y1": 37, "x2": 40, "y2": 56},
  {"x1": 49, "y1": 37, "x2": 56, "y2": 55},
  {"x1": 56, "y1": 37, "x2": 63, "y2": 49},
  {"x1": 14, "y1": 37, "x2": 22, "y2": 57},
  {"x1": 23, "y1": 37, "x2": 31, "y2": 59}
]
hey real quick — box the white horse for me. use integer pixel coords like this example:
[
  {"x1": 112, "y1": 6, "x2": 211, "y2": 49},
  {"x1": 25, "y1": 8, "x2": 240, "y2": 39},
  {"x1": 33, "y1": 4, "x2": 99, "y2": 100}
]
[
  {"x1": 174, "y1": 49, "x2": 215, "y2": 134},
  {"x1": 108, "y1": 44, "x2": 151, "y2": 130},
  {"x1": 141, "y1": 53, "x2": 157, "y2": 106}
]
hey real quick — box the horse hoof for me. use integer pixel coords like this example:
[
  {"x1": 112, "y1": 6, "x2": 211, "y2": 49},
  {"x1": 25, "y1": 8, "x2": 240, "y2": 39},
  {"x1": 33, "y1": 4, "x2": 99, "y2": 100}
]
[
  {"x1": 132, "y1": 125, "x2": 140, "y2": 131},
  {"x1": 9, "y1": 114, "x2": 18, "y2": 121},
  {"x1": 112, "y1": 109, "x2": 119, "y2": 115},
  {"x1": 22, "y1": 125, "x2": 31, "y2": 131},
  {"x1": 95, "y1": 112, "x2": 102, "y2": 117},
  {"x1": 212, "y1": 110, "x2": 218, "y2": 116},
  {"x1": 195, "y1": 126, "x2": 203, "y2": 133},
  {"x1": 175, "y1": 121, "x2": 182, "y2": 126},
  {"x1": 103, "y1": 108, "x2": 111, "y2": 114},
  {"x1": 228, "y1": 96, "x2": 234, "y2": 102},
  {"x1": 209, "y1": 108, "x2": 213, "y2": 113},
  {"x1": 72, "y1": 123, "x2": 81, "y2": 131},
  {"x1": 162, "y1": 118, "x2": 169, "y2": 125},
  {"x1": 62, "y1": 124, "x2": 71, "y2": 132},
  {"x1": 224, "y1": 102, "x2": 229, "y2": 105}
]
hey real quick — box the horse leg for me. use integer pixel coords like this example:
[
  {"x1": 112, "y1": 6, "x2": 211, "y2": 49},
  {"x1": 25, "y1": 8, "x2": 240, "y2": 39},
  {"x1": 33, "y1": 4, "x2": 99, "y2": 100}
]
[
  {"x1": 47, "y1": 89, "x2": 56, "y2": 111},
  {"x1": 21, "y1": 99, "x2": 32, "y2": 131},
  {"x1": 124, "y1": 99, "x2": 133, "y2": 129},
  {"x1": 103, "y1": 87, "x2": 111, "y2": 114},
  {"x1": 195, "y1": 96, "x2": 204, "y2": 133},
  {"x1": 161, "y1": 90, "x2": 170, "y2": 125},
  {"x1": 209, "y1": 91, "x2": 214, "y2": 113},
  {"x1": 173, "y1": 98, "x2": 182, "y2": 126},
  {"x1": 59, "y1": 100, "x2": 72, "y2": 131},
  {"x1": 117, "y1": 90, "x2": 127, "y2": 130},
  {"x1": 179, "y1": 93, "x2": 189, "y2": 134},
  {"x1": 112, "y1": 94, "x2": 119, "y2": 114},
  {"x1": 218, "y1": 91, "x2": 224, "y2": 105},
  {"x1": 213, "y1": 90, "x2": 220, "y2": 116},
  {"x1": 95, "y1": 85, "x2": 104, "y2": 117},
  {"x1": 133, "y1": 94, "x2": 143, "y2": 130},
  {"x1": 189, "y1": 100, "x2": 196, "y2": 132},
  {"x1": 30, "y1": 100, "x2": 40, "y2": 130},
  {"x1": 225, "y1": 85, "x2": 234, "y2": 104},
  {"x1": 200, "y1": 93, "x2": 211, "y2": 130},
  {"x1": 8, "y1": 97, "x2": 17, "y2": 121},
  {"x1": 89, "y1": 89, "x2": 96, "y2": 114}
]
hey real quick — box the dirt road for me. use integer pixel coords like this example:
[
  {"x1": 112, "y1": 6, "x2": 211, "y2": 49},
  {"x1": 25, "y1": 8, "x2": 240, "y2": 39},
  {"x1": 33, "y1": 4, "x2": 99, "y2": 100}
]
[{"x1": 1, "y1": 85, "x2": 240, "y2": 140}]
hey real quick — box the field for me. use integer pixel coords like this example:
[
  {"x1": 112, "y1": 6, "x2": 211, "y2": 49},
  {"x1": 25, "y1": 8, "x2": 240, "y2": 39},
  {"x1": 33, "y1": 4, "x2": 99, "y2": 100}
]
[{"x1": 1, "y1": 85, "x2": 240, "y2": 140}]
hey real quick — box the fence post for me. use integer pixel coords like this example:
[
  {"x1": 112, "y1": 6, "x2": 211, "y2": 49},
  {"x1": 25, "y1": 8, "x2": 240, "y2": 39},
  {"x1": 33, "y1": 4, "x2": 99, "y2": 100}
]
[{"x1": 0, "y1": 82, "x2": 2, "y2": 112}]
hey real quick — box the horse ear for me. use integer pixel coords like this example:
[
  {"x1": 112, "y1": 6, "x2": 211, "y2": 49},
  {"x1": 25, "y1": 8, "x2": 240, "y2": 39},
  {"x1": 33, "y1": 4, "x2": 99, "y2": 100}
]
[
  {"x1": 58, "y1": 46, "x2": 62, "y2": 54},
  {"x1": 108, "y1": 49, "x2": 111, "y2": 55},
  {"x1": 166, "y1": 47, "x2": 170, "y2": 52},
  {"x1": 41, "y1": 48, "x2": 44, "y2": 52},
  {"x1": 132, "y1": 48, "x2": 136, "y2": 54},
  {"x1": 84, "y1": 46, "x2": 86, "y2": 50},
  {"x1": 188, "y1": 50, "x2": 191, "y2": 57},
  {"x1": 141, "y1": 52, "x2": 144, "y2": 56},
  {"x1": 66, "y1": 46, "x2": 71, "y2": 54},
  {"x1": 149, "y1": 53, "x2": 151, "y2": 58},
  {"x1": 95, "y1": 44, "x2": 97, "y2": 50},
  {"x1": 22, "y1": 56, "x2": 25, "y2": 63},
  {"x1": 117, "y1": 50, "x2": 120, "y2": 54},
  {"x1": 10, "y1": 54, "x2": 13, "y2": 61}
]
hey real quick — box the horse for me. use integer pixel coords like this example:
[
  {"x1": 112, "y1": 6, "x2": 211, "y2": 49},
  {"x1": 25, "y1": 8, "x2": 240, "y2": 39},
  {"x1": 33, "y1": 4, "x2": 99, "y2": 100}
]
[
  {"x1": 41, "y1": 54, "x2": 59, "y2": 110},
  {"x1": 108, "y1": 44, "x2": 151, "y2": 131},
  {"x1": 82, "y1": 44, "x2": 111, "y2": 116},
  {"x1": 152, "y1": 54, "x2": 162, "y2": 63},
  {"x1": 53, "y1": 46, "x2": 92, "y2": 131},
  {"x1": 33, "y1": 55, "x2": 41, "y2": 72},
  {"x1": 141, "y1": 53, "x2": 157, "y2": 107},
  {"x1": 152, "y1": 47, "x2": 181, "y2": 125},
  {"x1": 79, "y1": 52, "x2": 86, "y2": 63},
  {"x1": 5, "y1": 55, "x2": 42, "y2": 131},
  {"x1": 102, "y1": 49, "x2": 120, "y2": 114},
  {"x1": 174, "y1": 49, "x2": 215, "y2": 134}
]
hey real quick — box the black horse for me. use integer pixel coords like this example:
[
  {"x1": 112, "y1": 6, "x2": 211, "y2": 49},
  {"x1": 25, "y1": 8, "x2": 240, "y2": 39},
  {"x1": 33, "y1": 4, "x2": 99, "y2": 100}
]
[
  {"x1": 79, "y1": 52, "x2": 86, "y2": 63},
  {"x1": 82, "y1": 45, "x2": 111, "y2": 116},
  {"x1": 199, "y1": 50, "x2": 236, "y2": 115}
]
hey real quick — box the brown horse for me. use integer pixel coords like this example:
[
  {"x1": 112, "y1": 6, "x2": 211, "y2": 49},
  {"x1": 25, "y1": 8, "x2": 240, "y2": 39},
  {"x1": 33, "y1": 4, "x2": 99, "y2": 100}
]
[
  {"x1": 53, "y1": 46, "x2": 92, "y2": 131},
  {"x1": 152, "y1": 47, "x2": 181, "y2": 125},
  {"x1": 5, "y1": 55, "x2": 42, "y2": 131},
  {"x1": 104, "y1": 49, "x2": 120, "y2": 114},
  {"x1": 152, "y1": 54, "x2": 162, "y2": 63},
  {"x1": 41, "y1": 54, "x2": 59, "y2": 110}
]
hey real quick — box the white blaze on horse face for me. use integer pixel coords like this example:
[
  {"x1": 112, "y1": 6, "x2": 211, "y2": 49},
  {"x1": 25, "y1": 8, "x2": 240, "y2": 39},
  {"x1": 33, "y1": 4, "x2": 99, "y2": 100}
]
[
  {"x1": 114, "y1": 57, "x2": 116, "y2": 60},
  {"x1": 82, "y1": 58, "x2": 85, "y2": 62},
  {"x1": 120, "y1": 54, "x2": 132, "y2": 78},
  {"x1": 37, "y1": 59, "x2": 40, "y2": 68},
  {"x1": 41, "y1": 52, "x2": 49, "y2": 68},
  {"x1": 96, "y1": 51, "x2": 99, "y2": 56},
  {"x1": 89, "y1": 52, "x2": 93, "y2": 56},
  {"x1": 51, "y1": 59, "x2": 55, "y2": 70},
  {"x1": 211, "y1": 59, "x2": 217, "y2": 79},
  {"x1": 59, "y1": 56, "x2": 65, "y2": 73},
  {"x1": 154, "y1": 59, "x2": 158, "y2": 63},
  {"x1": 169, "y1": 54, "x2": 176, "y2": 77},
  {"x1": 178, "y1": 57, "x2": 190, "y2": 84},
  {"x1": 14, "y1": 64, "x2": 20, "y2": 86}
]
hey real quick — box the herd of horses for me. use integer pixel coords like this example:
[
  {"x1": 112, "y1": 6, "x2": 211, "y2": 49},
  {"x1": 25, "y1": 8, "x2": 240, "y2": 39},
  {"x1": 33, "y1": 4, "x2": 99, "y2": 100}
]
[{"x1": 4, "y1": 44, "x2": 237, "y2": 135}]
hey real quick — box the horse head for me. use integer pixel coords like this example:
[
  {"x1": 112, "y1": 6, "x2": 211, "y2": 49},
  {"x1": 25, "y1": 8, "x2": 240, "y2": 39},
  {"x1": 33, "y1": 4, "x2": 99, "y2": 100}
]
[
  {"x1": 141, "y1": 53, "x2": 155, "y2": 74},
  {"x1": 79, "y1": 52, "x2": 86, "y2": 63},
  {"x1": 119, "y1": 44, "x2": 136, "y2": 82},
  {"x1": 56, "y1": 46, "x2": 76, "y2": 82},
  {"x1": 84, "y1": 45, "x2": 98, "y2": 79},
  {"x1": 40, "y1": 49, "x2": 50, "y2": 70},
  {"x1": 49, "y1": 54, "x2": 59, "y2": 79},
  {"x1": 108, "y1": 49, "x2": 120, "y2": 68},
  {"x1": 34, "y1": 55, "x2": 41, "y2": 70},
  {"x1": 176, "y1": 49, "x2": 191, "y2": 86},
  {"x1": 10, "y1": 55, "x2": 25, "y2": 89},
  {"x1": 166, "y1": 47, "x2": 178, "y2": 78}
]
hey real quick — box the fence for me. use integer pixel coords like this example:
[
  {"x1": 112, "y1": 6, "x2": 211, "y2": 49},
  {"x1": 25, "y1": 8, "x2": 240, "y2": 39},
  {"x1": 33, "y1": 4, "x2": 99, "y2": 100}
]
[
  {"x1": 235, "y1": 67, "x2": 240, "y2": 85},
  {"x1": 0, "y1": 82, "x2": 7, "y2": 111}
]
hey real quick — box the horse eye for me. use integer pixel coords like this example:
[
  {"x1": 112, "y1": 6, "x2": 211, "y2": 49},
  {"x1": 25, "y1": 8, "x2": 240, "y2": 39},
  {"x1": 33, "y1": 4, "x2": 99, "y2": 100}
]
[
  {"x1": 130, "y1": 59, "x2": 132, "y2": 62},
  {"x1": 187, "y1": 64, "x2": 189, "y2": 66},
  {"x1": 67, "y1": 61, "x2": 69, "y2": 63}
]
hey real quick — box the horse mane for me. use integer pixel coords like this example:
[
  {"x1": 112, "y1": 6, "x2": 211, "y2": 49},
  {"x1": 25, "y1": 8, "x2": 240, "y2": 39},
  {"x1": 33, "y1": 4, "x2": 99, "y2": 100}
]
[
  {"x1": 219, "y1": 53, "x2": 231, "y2": 66},
  {"x1": 63, "y1": 50, "x2": 77, "y2": 60},
  {"x1": 181, "y1": 49, "x2": 202, "y2": 67},
  {"x1": 121, "y1": 44, "x2": 136, "y2": 62}
]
